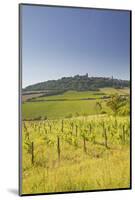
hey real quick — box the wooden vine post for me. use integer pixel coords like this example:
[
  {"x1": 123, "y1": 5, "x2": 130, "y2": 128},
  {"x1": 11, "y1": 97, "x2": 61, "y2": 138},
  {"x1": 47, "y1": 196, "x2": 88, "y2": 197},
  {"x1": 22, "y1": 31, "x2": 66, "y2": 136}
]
[
  {"x1": 102, "y1": 122, "x2": 108, "y2": 148},
  {"x1": 104, "y1": 128, "x2": 108, "y2": 148},
  {"x1": 49, "y1": 125, "x2": 51, "y2": 132},
  {"x1": 89, "y1": 123, "x2": 92, "y2": 134},
  {"x1": 83, "y1": 136, "x2": 87, "y2": 153},
  {"x1": 71, "y1": 122, "x2": 74, "y2": 135},
  {"x1": 57, "y1": 136, "x2": 61, "y2": 162},
  {"x1": 122, "y1": 125, "x2": 125, "y2": 145},
  {"x1": 61, "y1": 120, "x2": 64, "y2": 133},
  {"x1": 31, "y1": 142, "x2": 34, "y2": 165},
  {"x1": 75, "y1": 125, "x2": 78, "y2": 137}
]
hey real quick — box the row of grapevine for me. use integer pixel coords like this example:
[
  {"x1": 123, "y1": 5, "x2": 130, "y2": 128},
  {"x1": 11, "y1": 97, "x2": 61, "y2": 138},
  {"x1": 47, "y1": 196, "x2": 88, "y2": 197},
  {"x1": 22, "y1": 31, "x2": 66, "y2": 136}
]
[{"x1": 22, "y1": 116, "x2": 130, "y2": 166}]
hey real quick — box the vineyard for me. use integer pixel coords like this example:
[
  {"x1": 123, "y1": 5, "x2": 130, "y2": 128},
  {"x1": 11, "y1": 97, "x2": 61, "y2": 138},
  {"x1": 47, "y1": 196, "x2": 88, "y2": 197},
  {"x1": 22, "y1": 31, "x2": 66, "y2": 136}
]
[
  {"x1": 22, "y1": 115, "x2": 130, "y2": 194},
  {"x1": 20, "y1": 4, "x2": 131, "y2": 195}
]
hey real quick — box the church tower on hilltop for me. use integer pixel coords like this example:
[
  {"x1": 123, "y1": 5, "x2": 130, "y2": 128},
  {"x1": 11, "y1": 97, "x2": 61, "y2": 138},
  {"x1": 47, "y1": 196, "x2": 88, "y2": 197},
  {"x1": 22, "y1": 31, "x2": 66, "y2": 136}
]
[{"x1": 86, "y1": 73, "x2": 88, "y2": 78}]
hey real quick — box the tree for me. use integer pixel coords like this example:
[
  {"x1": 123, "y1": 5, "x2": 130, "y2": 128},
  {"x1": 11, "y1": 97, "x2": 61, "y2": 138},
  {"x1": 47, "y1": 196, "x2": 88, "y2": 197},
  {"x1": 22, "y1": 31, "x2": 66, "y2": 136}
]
[
  {"x1": 95, "y1": 101, "x2": 102, "y2": 114},
  {"x1": 106, "y1": 94, "x2": 127, "y2": 116},
  {"x1": 118, "y1": 97, "x2": 130, "y2": 116}
]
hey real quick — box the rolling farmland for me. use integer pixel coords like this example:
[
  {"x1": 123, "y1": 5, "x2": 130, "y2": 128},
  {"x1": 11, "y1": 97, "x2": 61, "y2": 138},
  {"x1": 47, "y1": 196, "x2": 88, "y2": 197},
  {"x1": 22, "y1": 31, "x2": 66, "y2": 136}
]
[{"x1": 22, "y1": 87, "x2": 130, "y2": 194}]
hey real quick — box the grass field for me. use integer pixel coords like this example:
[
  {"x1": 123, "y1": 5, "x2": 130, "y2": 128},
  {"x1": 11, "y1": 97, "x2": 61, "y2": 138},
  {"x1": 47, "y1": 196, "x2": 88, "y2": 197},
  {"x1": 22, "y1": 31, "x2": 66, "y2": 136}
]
[
  {"x1": 22, "y1": 88, "x2": 129, "y2": 120},
  {"x1": 22, "y1": 99, "x2": 110, "y2": 120},
  {"x1": 35, "y1": 90, "x2": 106, "y2": 101},
  {"x1": 99, "y1": 87, "x2": 129, "y2": 95}
]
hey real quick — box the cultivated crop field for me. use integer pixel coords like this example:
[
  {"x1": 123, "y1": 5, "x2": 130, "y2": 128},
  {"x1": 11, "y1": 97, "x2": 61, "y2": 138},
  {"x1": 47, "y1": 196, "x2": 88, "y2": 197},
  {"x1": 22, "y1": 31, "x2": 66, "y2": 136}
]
[
  {"x1": 22, "y1": 115, "x2": 130, "y2": 194},
  {"x1": 22, "y1": 87, "x2": 130, "y2": 194}
]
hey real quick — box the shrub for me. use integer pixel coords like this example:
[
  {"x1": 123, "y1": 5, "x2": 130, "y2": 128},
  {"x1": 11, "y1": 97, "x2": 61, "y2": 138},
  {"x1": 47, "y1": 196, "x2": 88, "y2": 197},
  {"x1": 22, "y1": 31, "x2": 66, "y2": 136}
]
[
  {"x1": 75, "y1": 112, "x2": 80, "y2": 117},
  {"x1": 33, "y1": 116, "x2": 42, "y2": 120},
  {"x1": 65, "y1": 113, "x2": 73, "y2": 118},
  {"x1": 101, "y1": 111, "x2": 107, "y2": 114},
  {"x1": 42, "y1": 116, "x2": 47, "y2": 120},
  {"x1": 82, "y1": 112, "x2": 88, "y2": 116}
]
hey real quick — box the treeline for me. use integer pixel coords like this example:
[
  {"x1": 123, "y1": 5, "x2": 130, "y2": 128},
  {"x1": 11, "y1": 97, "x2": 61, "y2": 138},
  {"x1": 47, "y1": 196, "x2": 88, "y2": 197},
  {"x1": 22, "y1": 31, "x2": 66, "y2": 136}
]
[{"x1": 23, "y1": 74, "x2": 129, "y2": 92}]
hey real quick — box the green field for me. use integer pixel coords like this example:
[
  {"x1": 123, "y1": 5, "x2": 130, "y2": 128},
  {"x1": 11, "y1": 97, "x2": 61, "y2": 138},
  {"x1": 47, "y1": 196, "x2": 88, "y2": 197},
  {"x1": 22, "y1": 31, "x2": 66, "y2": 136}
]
[
  {"x1": 99, "y1": 87, "x2": 129, "y2": 95},
  {"x1": 22, "y1": 99, "x2": 110, "y2": 120},
  {"x1": 22, "y1": 87, "x2": 130, "y2": 194},
  {"x1": 22, "y1": 88, "x2": 129, "y2": 120},
  {"x1": 35, "y1": 90, "x2": 106, "y2": 100}
]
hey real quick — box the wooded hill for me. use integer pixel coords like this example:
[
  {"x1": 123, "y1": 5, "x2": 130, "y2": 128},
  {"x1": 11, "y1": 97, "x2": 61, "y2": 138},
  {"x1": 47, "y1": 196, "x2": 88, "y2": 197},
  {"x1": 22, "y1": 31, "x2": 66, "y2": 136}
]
[{"x1": 23, "y1": 74, "x2": 129, "y2": 92}]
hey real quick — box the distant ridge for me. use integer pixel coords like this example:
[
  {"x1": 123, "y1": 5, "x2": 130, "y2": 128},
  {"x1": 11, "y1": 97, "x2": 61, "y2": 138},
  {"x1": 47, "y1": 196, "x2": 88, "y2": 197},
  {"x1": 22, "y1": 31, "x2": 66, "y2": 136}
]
[{"x1": 23, "y1": 74, "x2": 129, "y2": 92}]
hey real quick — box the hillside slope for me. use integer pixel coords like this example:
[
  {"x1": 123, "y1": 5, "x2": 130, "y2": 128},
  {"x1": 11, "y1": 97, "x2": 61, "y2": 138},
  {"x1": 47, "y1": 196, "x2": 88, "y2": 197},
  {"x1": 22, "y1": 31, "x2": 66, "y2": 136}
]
[{"x1": 23, "y1": 74, "x2": 129, "y2": 92}]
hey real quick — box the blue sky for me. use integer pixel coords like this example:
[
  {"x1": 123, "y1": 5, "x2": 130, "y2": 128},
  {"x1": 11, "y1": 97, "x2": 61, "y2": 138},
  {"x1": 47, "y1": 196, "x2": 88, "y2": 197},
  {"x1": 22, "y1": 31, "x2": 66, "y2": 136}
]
[{"x1": 21, "y1": 5, "x2": 130, "y2": 88}]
